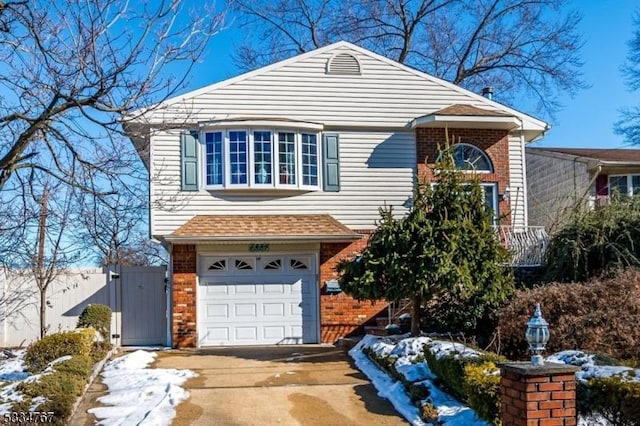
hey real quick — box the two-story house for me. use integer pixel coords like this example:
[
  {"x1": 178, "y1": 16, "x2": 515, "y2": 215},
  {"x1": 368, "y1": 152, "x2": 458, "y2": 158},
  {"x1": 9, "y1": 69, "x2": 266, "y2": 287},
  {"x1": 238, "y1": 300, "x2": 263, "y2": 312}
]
[{"x1": 127, "y1": 41, "x2": 548, "y2": 348}]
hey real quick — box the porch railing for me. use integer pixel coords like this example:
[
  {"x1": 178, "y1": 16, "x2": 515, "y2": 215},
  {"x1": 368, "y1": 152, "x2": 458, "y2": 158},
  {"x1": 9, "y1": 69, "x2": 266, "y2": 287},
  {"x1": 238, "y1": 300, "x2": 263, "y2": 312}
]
[{"x1": 497, "y1": 226, "x2": 549, "y2": 267}]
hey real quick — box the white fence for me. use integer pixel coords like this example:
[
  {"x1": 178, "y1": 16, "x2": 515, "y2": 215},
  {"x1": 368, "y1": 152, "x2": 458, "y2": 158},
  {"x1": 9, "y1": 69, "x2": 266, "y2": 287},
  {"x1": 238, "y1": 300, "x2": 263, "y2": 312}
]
[{"x1": 0, "y1": 266, "x2": 167, "y2": 348}]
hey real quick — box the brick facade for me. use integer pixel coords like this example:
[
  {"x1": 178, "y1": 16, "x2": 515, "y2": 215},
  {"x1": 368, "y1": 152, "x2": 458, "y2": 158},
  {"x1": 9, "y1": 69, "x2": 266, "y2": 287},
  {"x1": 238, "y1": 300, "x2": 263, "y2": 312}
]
[
  {"x1": 319, "y1": 232, "x2": 387, "y2": 343},
  {"x1": 415, "y1": 127, "x2": 511, "y2": 223},
  {"x1": 171, "y1": 244, "x2": 197, "y2": 348},
  {"x1": 500, "y1": 363, "x2": 579, "y2": 426}
]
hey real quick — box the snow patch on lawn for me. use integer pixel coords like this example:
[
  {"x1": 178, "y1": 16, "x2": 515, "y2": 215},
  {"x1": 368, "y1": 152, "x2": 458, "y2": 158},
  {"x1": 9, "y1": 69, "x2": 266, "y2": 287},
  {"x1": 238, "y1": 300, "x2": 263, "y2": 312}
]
[
  {"x1": 89, "y1": 350, "x2": 196, "y2": 426},
  {"x1": 546, "y1": 350, "x2": 640, "y2": 383}
]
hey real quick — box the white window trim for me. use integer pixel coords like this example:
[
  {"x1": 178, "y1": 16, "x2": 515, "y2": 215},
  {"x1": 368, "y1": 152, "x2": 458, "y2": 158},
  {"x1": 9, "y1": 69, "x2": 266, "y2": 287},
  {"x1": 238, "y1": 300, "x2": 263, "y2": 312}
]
[{"x1": 200, "y1": 128, "x2": 321, "y2": 191}]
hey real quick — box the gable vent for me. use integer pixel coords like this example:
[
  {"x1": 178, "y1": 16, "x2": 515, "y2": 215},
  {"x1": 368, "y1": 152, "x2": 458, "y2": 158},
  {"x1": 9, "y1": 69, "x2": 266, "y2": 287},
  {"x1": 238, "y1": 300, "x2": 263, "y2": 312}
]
[{"x1": 326, "y1": 53, "x2": 361, "y2": 75}]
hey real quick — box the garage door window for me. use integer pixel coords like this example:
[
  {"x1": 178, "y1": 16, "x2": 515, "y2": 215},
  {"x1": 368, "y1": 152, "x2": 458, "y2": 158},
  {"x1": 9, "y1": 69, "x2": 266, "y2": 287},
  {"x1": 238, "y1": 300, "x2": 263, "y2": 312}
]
[
  {"x1": 263, "y1": 259, "x2": 282, "y2": 270},
  {"x1": 207, "y1": 258, "x2": 227, "y2": 271},
  {"x1": 234, "y1": 258, "x2": 255, "y2": 270},
  {"x1": 290, "y1": 258, "x2": 309, "y2": 270}
]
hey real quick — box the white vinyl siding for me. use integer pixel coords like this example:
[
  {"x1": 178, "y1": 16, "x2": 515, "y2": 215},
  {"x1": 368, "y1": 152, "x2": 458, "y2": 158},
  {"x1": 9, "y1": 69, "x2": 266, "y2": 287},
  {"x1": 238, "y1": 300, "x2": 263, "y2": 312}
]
[
  {"x1": 150, "y1": 130, "x2": 415, "y2": 236},
  {"x1": 146, "y1": 46, "x2": 540, "y2": 130},
  {"x1": 508, "y1": 134, "x2": 527, "y2": 229}
]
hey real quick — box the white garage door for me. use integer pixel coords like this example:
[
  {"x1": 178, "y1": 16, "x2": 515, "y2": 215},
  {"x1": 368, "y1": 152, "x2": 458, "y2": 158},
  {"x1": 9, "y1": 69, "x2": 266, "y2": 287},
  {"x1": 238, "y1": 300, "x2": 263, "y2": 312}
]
[{"x1": 198, "y1": 254, "x2": 318, "y2": 346}]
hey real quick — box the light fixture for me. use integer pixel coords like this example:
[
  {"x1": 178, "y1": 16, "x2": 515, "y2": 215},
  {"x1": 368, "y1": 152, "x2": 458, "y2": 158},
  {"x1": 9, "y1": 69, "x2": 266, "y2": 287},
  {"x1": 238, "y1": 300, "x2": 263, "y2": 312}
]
[
  {"x1": 525, "y1": 303, "x2": 550, "y2": 366},
  {"x1": 502, "y1": 185, "x2": 511, "y2": 201}
]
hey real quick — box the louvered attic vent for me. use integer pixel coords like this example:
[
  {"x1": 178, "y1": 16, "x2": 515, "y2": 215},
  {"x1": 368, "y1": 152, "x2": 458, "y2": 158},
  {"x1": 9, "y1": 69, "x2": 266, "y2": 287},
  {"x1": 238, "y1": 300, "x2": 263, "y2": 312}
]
[{"x1": 326, "y1": 53, "x2": 361, "y2": 75}]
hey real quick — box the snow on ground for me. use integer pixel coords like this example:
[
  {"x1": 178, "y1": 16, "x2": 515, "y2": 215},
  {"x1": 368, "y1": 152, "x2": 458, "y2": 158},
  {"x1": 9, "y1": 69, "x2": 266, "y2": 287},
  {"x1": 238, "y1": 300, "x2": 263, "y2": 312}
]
[
  {"x1": 351, "y1": 335, "x2": 634, "y2": 426},
  {"x1": 546, "y1": 350, "x2": 640, "y2": 382},
  {"x1": 349, "y1": 335, "x2": 488, "y2": 426},
  {"x1": 89, "y1": 350, "x2": 197, "y2": 426}
]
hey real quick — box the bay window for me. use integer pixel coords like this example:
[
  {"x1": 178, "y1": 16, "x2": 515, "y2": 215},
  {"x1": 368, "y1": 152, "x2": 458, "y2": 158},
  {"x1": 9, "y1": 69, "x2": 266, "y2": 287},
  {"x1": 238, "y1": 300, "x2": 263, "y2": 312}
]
[{"x1": 201, "y1": 128, "x2": 321, "y2": 190}]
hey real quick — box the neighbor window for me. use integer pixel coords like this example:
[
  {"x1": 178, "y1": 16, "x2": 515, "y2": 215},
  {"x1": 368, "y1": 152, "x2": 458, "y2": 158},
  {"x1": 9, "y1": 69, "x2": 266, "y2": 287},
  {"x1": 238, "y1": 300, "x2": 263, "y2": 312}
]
[
  {"x1": 202, "y1": 128, "x2": 320, "y2": 190},
  {"x1": 609, "y1": 175, "x2": 640, "y2": 197}
]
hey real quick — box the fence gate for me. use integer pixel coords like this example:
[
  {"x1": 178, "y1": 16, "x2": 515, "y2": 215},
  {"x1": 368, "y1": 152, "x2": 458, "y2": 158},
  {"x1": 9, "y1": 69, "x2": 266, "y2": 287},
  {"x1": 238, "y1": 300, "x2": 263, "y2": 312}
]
[{"x1": 119, "y1": 266, "x2": 167, "y2": 346}]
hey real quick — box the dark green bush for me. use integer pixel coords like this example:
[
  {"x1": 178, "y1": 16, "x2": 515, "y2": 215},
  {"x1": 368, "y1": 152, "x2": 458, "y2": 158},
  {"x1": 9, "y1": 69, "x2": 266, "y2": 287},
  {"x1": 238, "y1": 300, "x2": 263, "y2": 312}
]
[
  {"x1": 77, "y1": 303, "x2": 112, "y2": 339},
  {"x1": 25, "y1": 329, "x2": 95, "y2": 372},
  {"x1": 577, "y1": 377, "x2": 640, "y2": 426},
  {"x1": 545, "y1": 197, "x2": 640, "y2": 282},
  {"x1": 423, "y1": 346, "x2": 505, "y2": 425},
  {"x1": 495, "y1": 269, "x2": 640, "y2": 361}
]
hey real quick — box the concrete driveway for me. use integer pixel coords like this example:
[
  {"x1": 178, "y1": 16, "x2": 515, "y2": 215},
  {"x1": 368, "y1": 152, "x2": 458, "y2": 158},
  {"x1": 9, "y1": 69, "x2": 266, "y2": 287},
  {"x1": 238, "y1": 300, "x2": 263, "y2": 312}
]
[{"x1": 155, "y1": 345, "x2": 407, "y2": 426}]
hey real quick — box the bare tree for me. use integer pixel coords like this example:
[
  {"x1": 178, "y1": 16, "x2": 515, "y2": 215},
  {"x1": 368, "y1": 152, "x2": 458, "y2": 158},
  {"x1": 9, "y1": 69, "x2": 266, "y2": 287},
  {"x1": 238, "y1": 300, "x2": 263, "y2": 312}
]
[
  {"x1": 231, "y1": 0, "x2": 584, "y2": 115},
  {"x1": 9, "y1": 175, "x2": 81, "y2": 338},
  {"x1": 617, "y1": 11, "x2": 640, "y2": 142},
  {"x1": 75, "y1": 183, "x2": 168, "y2": 267},
  {"x1": 0, "y1": 0, "x2": 226, "y2": 193}
]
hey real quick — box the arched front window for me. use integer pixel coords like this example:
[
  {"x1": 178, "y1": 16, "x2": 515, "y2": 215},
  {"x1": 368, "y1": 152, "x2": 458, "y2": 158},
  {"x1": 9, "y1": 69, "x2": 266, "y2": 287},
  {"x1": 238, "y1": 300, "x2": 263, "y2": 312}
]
[{"x1": 439, "y1": 143, "x2": 493, "y2": 172}]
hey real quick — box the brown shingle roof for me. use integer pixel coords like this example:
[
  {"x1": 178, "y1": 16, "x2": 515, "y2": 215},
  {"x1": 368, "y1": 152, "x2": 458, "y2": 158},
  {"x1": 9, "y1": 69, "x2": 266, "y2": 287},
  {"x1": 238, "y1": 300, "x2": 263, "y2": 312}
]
[
  {"x1": 167, "y1": 214, "x2": 361, "y2": 242},
  {"x1": 433, "y1": 104, "x2": 513, "y2": 117},
  {"x1": 529, "y1": 147, "x2": 640, "y2": 163}
]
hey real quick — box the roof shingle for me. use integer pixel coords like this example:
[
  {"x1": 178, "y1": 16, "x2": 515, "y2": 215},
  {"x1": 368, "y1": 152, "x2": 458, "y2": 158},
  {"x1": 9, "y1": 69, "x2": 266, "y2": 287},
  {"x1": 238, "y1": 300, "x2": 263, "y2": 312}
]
[{"x1": 167, "y1": 214, "x2": 361, "y2": 241}]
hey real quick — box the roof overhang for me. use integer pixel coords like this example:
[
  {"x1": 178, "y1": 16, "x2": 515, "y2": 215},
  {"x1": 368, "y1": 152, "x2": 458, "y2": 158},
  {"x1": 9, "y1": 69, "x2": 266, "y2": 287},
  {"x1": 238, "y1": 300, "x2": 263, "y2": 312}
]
[
  {"x1": 164, "y1": 214, "x2": 363, "y2": 244},
  {"x1": 410, "y1": 114, "x2": 521, "y2": 130}
]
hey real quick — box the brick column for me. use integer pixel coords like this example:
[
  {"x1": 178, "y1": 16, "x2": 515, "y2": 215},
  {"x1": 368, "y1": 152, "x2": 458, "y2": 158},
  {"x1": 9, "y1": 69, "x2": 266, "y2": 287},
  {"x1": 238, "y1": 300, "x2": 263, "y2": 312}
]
[
  {"x1": 172, "y1": 244, "x2": 197, "y2": 348},
  {"x1": 500, "y1": 363, "x2": 579, "y2": 426}
]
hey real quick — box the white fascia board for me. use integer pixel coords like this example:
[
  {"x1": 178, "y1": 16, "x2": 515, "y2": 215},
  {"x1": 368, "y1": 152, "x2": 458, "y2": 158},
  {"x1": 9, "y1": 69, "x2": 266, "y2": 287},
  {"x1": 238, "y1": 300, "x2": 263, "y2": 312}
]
[
  {"x1": 163, "y1": 234, "x2": 362, "y2": 243},
  {"x1": 410, "y1": 114, "x2": 521, "y2": 130}
]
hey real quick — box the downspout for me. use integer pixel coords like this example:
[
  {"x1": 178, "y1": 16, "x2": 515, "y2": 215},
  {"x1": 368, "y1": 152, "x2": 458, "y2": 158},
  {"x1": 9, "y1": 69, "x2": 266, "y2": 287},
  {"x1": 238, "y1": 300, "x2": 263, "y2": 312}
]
[{"x1": 574, "y1": 163, "x2": 602, "y2": 211}]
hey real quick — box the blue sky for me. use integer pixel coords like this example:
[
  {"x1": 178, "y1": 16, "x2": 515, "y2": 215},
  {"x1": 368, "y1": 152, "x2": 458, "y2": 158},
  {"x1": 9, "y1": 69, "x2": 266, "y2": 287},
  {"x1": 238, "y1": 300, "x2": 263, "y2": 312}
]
[{"x1": 188, "y1": 0, "x2": 639, "y2": 149}]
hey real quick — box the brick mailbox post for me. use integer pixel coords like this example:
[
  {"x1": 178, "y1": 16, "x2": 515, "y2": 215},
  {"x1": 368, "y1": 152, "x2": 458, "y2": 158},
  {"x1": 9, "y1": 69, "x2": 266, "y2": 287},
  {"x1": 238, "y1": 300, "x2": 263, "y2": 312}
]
[{"x1": 500, "y1": 362, "x2": 580, "y2": 426}]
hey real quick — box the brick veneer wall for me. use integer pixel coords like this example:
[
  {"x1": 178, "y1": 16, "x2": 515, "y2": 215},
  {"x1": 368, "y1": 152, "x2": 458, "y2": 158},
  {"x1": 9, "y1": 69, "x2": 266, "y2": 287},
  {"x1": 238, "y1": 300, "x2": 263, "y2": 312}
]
[
  {"x1": 171, "y1": 244, "x2": 197, "y2": 348},
  {"x1": 500, "y1": 363, "x2": 579, "y2": 426},
  {"x1": 320, "y1": 231, "x2": 387, "y2": 343},
  {"x1": 415, "y1": 127, "x2": 511, "y2": 222}
]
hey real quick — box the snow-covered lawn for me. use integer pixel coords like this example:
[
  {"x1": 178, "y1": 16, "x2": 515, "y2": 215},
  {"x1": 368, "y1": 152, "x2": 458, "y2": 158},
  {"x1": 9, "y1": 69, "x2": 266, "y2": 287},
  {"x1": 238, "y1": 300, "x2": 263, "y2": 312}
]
[
  {"x1": 0, "y1": 349, "x2": 195, "y2": 425},
  {"x1": 349, "y1": 334, "x2": 632, "y2": 426},
  {"x1": 89, "y1": 350, "x2": 196, "y2": 425}
]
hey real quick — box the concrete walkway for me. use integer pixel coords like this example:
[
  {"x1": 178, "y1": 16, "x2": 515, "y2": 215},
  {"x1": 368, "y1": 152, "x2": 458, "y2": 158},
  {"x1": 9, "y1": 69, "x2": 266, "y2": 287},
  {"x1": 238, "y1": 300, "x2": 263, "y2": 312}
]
[{"x1": 157, "y1": 345, "x2": 407, "y2": 426}]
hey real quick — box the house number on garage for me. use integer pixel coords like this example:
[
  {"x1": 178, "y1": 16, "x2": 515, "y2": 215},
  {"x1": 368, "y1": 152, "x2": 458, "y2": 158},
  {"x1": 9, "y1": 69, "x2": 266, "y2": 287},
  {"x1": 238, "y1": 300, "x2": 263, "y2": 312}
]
[{"x1": 249, "y1": 243, "x2": 269, "y2": 252}]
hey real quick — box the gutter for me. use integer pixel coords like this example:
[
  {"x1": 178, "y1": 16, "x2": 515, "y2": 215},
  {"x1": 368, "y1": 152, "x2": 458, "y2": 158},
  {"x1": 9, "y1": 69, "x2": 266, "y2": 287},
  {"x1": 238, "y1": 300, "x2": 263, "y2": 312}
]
[{"x1": 163, "y1": 234, "x2": 363, "y2": 243}]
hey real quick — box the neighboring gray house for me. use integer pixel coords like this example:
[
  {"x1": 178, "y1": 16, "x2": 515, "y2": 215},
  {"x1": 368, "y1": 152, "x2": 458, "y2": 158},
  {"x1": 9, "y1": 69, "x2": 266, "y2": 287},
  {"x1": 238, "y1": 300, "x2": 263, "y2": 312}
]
[{"x1": 526, "y1": 147, "x2": 640, "y2": 232}]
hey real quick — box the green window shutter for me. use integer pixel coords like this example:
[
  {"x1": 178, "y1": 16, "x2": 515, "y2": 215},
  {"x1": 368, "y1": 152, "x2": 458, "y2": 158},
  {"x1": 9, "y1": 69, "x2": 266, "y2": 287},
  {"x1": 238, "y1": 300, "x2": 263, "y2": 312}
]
[
  {"x1": 323, "y1": 133, "x2": 340, "y2": 192},
  {"x1": 180, "y1": 130, "x2": 199, "y2": 191}
]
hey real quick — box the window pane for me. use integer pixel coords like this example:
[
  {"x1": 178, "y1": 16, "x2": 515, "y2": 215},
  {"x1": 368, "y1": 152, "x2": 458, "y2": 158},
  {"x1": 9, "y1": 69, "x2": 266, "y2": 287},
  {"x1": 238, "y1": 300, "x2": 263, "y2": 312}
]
[
  {"x1": 301, "y1": 133, "x2": 318, "y2": 186},
  {"x1": 610, "y1": 176, "x2": 628, "y2": 197},
  {"x1": 483, "y1": 185, "x2": 498, "y2": 223},
  {"x1": 278, "y1": 132, "x2": 296, "y2": 184},
  {"x1": 632, "y1": 176, "x2": 640, "y2": 196},
  {"x1": 229, "y1": 131, "x2": 247, "y2": 185},
  {"x1": 254, "y1": 131, "x2": 272, "y2": 184},
  {"x1": 205, "y1": 132, "x2": 223, "y2": 185},
  {"x1": 450, "y1": 144, "x2": 493, "y2": 172}
]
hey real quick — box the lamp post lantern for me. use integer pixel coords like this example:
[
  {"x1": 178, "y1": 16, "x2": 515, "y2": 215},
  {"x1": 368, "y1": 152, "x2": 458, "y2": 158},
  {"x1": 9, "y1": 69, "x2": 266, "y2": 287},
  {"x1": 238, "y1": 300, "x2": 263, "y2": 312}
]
[{"x1": 525, "y1": 303, "x2": 550, "y2": 366}]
